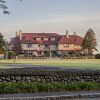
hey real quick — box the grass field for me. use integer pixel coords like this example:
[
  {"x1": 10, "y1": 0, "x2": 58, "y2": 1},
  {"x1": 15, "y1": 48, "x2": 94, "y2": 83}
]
[{"x1": 0, "y1": 59, "x2": 100, "y2": 69}]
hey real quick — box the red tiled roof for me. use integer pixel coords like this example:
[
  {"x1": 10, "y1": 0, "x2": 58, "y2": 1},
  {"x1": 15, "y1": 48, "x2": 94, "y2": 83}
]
[
  {"x1": 13, "y1": 32, "x2": 83, "y2": 45},
  {"x1": 22, "y1": 33, "x2": 59, "y2": 38},
  {"x1": 21, "y1": 33, "x2": 61, "y2": 44},
  {"x1": 58, "y1": 35, "x2": 83, "y2": 45}
]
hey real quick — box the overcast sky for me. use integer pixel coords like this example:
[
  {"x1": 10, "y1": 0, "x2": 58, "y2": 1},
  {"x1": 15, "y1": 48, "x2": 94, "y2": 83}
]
[{"x1": 0, "y1": 0, "x2": 100, "y2": 52}]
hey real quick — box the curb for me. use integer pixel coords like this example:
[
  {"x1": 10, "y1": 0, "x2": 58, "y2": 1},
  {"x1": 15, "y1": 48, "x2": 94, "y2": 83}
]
[{"x1": 0, "y1": 92, "x2": 100, "y2": 100}]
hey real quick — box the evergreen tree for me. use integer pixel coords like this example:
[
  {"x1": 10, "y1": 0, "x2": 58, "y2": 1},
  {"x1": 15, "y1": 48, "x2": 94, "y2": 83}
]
[
  {"x1": 82, "y1": 28, "x2": 97, "y2": 58},
  {"x1": 0, "y1": 32, "x2": 5, "y2": 54},
  {"x1": 0, "y1": 0, "x2": 22, "y2": 14},
  {"x1": 0, "y1": 0, "x2": 9, "y2": 14}
]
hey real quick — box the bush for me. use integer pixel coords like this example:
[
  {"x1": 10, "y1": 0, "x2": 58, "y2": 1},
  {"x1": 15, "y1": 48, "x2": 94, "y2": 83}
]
[
  {"x1": 95, "y1": 54, "x2": 100, "y2": 59},
  {"x1": 8, "y1": 52, "x2": 16, "y2": 59},
  {"x1": 0, "y1": 82, "x2": 100, "y2": 94}
]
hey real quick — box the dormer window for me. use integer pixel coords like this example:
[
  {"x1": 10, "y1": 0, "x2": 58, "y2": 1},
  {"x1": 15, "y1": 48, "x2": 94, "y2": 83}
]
[
  {"x1": 51, "y1": 38, "x2": 55, "y2": 41},
  {"x1": 33, "y1": 38, "x2": 36, "y2": 40},
  {"x1": 63, "y1": 44, "x2": 69, "y2": 48},
  {"x1": 43, "y1": 38, "x2": 48, "y2": 41},
  {"x1": 36, "y1": 38, "x2": 41, "y2": 41}
]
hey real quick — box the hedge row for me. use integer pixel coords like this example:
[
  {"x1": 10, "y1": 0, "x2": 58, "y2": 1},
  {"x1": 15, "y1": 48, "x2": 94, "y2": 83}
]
[
  {"x1": 0, "y1": 68, "x2": 100, "y2": 76},
  {"x1": 0, "y1": 82, "x2": 100, "y2": 94}
]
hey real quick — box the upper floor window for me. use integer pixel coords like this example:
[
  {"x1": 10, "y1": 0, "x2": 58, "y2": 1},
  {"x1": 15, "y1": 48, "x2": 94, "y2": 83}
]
[
  {"x1": 51, "y1": 38, "x2": 55, "y2": 41},
  {"x1": 74, "y1": 45, "x2": 80, "y2": 48},
  {"x1": 45, "y1": 44, "x2": 48, "y2": 48},
  {"x1": 27, "y1": 44, "x2": 32, "y2": 48},
  {"x1": 63, "y1": 44, "x2": 69, "y2": 48},
  {"x1": 43, "y1": 38, "x2": 48, "y2": 41},
  {"x1": 41, "y1": 38, "x2": 43, "y2": 40},
  {"x1": 38, "y1": 44, "x2": 41, "y2": 47},
  {"x1": 36, "y1": 38, "x2": 41, "y2": 41}
]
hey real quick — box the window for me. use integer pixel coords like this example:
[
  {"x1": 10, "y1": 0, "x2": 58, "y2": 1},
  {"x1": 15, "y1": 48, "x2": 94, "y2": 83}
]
[
  {"x1": 27, "y1": 44, "x2": 32, "y2": 48},
  {"x1": 36, "y1": 38, "x2": 41, "y2": 41},
  {"x1": 43, "y1": 38, "x2": 48, "y2": 41},
  {"x1": 51, "y1": 38, "x2": 55, "y2": 41},
  {"x1": 75, "y1": 45, "x2": 80, "y2": 48},
  {"x1": 38, "y1": 44, "x2": 41, "y2": 47},
  {"x1": 33, "y1": 38, "x2": 36, "y2": 40},
  {"x1": 45, "y1": 45, "x2": 48, "y2": 47},
  {"x1": 63, "y1": 44, "x2": 69, "y2": 48},
  {"x1": 41, "y1": 38, "x2": 43, "y2": 40}
]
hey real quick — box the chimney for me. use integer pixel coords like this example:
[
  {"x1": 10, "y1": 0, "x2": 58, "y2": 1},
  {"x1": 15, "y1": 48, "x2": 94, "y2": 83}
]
[
  {"x1": 19, "y1": 30, "x2": 22, "y2": 40},
  {"x1": 16, "y1": 31, "x2": 19, "y2": 37},
  {"x1": 73, "y1": 32, "x2": 76, "y2": 35},
  {"x1": 66, "y1": 30, "x2": 69, "y2": 38}
]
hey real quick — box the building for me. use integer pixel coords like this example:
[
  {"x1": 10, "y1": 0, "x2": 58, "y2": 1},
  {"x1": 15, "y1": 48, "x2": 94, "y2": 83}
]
[
  {"x1": 10, "y1": 30, "x2": 83, "y2": 57},
  {"x1": 58, "y1": 31, "x2": 83, "y2": 56}
]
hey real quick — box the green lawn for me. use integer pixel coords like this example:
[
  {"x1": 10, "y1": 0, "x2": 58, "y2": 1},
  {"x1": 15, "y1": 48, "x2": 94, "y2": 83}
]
[{"x1": 0, "y1": 59, "x2": 100, "y2": 69}]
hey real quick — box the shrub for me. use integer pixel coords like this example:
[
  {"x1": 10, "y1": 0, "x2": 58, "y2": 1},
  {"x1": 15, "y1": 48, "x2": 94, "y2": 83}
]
[
  {"x1": 0, "y1": 82, "x2": 100, "y2": 94},
  {"x1": 8, "y1": 52, "x2": 16, "y2": 59},
  {"x1": 95, "y1": 54, "x2": 100, "y2": 59}
]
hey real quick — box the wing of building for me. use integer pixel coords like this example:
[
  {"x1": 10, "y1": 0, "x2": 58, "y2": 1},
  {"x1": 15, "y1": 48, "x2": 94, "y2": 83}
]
[{"x1": 10, "y1": 31, "x2": 83, "y2": 57}]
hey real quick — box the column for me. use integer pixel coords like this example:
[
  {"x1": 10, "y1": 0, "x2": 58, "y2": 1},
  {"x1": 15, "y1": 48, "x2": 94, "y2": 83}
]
[
  {"x1": 50, "y1": 51, "x2": 52, "y2": 57},
  {"x1": 5, "y1": 51, "x2": 8, "y2": 59}
]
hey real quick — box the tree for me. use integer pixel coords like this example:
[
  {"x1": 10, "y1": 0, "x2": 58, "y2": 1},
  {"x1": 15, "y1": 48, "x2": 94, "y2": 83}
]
[
  {"x1": 0, "y1": 0, "x2": 22, "y2": 14},
  {"x1": 0, "y1": 32, "x2": 5, "y2": 54},
  {"x1": 8, "y1": 51, "x2": 16, "y2": 59},
  {"x1": 11, "y1": 36, "x2": 22, "y2": 55},
  {"x1": 82, "y1": 28, "x2": 97, "y2": 58},
  {"x1": 0, "y1": 0, "x2": 9, "y2": 14}
]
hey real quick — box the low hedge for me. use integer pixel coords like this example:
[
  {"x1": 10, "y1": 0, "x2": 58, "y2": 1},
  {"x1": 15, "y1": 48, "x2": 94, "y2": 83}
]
[
  {"x1": 0, "y1": 82, "x2": 100, "y2": 94},
  {"x1": 95, "y1": 54, "x2": 100, "y2": 59},
  {"x1": 0, "y1": 68, "x2": 99, "y2": 76}
]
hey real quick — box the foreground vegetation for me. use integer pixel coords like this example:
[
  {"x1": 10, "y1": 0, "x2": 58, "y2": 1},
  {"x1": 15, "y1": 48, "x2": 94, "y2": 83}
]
[{"x1": 0, "y1": 82, "x2": 100, "y2": 94}]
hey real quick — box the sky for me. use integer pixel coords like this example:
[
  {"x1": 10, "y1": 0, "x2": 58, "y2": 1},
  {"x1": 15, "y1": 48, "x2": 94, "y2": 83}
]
[{"x1": 0, "y1": 0, "x2": 100, "y2": 52}]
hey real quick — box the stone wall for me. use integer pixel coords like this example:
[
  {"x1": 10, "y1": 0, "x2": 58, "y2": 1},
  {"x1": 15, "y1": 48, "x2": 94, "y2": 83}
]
[{"x1": 0, "y1": 68, "x2": 100, "y2": 83}]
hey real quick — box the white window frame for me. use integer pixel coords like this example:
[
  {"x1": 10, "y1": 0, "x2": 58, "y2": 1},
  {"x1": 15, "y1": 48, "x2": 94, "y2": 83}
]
[{"x1": 63, "y1": 44, "x2": 69, "y2": 48}]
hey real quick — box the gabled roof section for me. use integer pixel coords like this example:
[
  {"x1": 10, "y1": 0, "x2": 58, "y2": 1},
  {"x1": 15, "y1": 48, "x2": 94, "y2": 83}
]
[{"x1": 58, "y1": 35, "x2": 83, "y2": 45}]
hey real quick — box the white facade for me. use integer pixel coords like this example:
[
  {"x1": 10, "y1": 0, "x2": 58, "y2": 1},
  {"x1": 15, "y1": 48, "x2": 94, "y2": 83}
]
[
  {"x1": 22, "y1": 44, "x2": 39, "y2": 50},
  {"x1": 22, "y1": 44, "x2": 57, "y2": 51}
]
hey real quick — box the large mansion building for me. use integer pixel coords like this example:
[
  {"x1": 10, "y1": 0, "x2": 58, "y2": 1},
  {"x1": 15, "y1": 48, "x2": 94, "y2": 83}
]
[{"x1": 11, "y1": 31, "x2": 83, "y2": 57}]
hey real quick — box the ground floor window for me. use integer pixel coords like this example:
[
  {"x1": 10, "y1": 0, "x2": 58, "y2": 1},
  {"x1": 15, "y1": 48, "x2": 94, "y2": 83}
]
[{"x1": 25, "y1": 51, "x2": 33, "y2": 56}]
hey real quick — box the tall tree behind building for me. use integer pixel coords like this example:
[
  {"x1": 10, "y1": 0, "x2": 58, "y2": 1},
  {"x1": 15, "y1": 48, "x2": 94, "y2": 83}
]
[
  {"x1": 0, "y1": 0, "x2": 22, "y2": 14},
  {"x1": 0, "y1": 0, "x2": 9, "y2": 14},
  {"x1": 82, "y1": 28, "x2": 97, "y2": 58}
]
